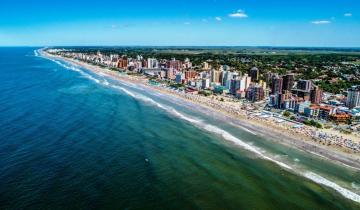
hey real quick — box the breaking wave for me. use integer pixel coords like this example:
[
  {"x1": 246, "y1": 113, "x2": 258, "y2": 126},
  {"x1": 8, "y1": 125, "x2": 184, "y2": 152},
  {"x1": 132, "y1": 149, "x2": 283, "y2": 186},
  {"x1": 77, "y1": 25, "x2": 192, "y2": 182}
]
[
  {"x1": 47, "y1": 58, "x2": 103, "y2": 84},
  {"x1": 34, "y1": 50, "x2": 39, "y2": 57},
  {"x1": 304, "y1": 172, "x2": 360, "y2": 203}
]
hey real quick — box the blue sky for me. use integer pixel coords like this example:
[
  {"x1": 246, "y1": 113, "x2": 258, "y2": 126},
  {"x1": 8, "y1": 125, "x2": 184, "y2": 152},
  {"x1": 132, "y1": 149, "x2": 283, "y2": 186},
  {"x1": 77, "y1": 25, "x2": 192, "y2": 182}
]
[{"x1": 0, "y1": 0, "x2": 359, "y2": 46}]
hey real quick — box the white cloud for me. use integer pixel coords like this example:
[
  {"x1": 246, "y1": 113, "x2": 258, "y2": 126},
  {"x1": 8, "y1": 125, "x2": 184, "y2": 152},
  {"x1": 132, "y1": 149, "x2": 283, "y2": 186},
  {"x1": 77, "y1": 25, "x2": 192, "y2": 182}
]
[
  {"x1": 184, "y1": 22, "x2": 191, "y2": 25},
  {"x1": 344, "y1": 13, "x2": 352, "y2": 17},
  {"x1": 215, "y1": 17, "x2": 222, "y2": 21},
  {"x1": 229, "y1": 10, "x2": 248, "y2": 18},
  {"x1": 311, "y1": 20, "x2": 331, "y2": 25}
]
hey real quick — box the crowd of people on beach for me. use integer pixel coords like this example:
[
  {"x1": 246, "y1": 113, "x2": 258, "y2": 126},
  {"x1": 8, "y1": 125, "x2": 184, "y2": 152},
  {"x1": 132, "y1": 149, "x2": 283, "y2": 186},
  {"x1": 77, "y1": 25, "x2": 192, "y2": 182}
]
[
  {"x1": 316, "y1": 132, "x2": 360, "y2": 152},
  {"x1": 153, "y1": 83, "x2": 360, "y2": 153}
]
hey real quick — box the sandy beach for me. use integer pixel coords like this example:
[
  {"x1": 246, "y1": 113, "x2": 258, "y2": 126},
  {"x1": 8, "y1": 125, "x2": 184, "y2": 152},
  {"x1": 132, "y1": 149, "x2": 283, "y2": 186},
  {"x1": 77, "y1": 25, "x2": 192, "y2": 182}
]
[{"x1": 41, "y1": 50, "x2": 360, "y2": 170}]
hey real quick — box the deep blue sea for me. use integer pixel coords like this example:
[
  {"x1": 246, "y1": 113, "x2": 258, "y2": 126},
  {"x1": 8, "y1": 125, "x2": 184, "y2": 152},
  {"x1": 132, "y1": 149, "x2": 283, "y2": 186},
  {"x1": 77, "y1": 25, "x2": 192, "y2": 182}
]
[{"x1": 0, "y1": 48, "x2": 360, "y2": 209}]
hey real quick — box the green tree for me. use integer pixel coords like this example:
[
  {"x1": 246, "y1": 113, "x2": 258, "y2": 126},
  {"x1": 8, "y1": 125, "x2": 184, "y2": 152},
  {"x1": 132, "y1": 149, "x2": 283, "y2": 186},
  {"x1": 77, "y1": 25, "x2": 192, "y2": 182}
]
[{"x1": 283, "y1": 111, "x2": 291, "y2": 117}]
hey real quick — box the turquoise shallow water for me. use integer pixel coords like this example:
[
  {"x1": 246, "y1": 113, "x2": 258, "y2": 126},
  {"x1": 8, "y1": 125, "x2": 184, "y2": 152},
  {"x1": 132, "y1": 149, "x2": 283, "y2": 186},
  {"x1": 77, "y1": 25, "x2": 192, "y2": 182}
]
[{"x1": 0, "y1": 48, "x2": 360, "y2": 209}]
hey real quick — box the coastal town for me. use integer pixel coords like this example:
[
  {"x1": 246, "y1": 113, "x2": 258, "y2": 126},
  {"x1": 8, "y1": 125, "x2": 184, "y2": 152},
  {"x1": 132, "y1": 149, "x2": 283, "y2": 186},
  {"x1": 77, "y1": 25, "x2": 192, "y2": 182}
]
[
  {"x1": 5, "y1": 0, "x2": 360, "y2": 208},
  {"x1": 46, "y1": 48, "x2": 360, "y2": 153}
]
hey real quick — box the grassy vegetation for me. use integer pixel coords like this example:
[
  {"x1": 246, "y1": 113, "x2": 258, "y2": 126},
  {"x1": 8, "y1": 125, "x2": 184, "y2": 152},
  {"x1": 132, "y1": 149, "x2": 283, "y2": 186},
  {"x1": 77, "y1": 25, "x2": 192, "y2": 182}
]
[{"x1": 303, "y1": 119, "x2": 323, "y2": 129}]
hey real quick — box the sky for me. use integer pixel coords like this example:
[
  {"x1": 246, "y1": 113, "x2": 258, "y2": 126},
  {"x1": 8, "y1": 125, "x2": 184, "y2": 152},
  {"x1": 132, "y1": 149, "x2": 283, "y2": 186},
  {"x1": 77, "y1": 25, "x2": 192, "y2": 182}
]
[{"x1": 0, "y1": 0, "x2": 359, "y2": 47}]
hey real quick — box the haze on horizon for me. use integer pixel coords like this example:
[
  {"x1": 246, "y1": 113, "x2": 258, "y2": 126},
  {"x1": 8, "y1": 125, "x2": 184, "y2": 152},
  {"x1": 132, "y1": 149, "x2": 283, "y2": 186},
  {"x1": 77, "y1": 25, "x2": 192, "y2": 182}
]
[{"x1": 0, "y1": 0, "x2": 359, "y2": 47}]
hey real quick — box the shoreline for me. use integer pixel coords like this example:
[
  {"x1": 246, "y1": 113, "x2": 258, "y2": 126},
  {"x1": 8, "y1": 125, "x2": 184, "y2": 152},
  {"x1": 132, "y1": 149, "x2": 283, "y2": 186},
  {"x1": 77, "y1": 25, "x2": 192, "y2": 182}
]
[{"x1": 40, "y1": 50, "x2": 360, "y2": 170}]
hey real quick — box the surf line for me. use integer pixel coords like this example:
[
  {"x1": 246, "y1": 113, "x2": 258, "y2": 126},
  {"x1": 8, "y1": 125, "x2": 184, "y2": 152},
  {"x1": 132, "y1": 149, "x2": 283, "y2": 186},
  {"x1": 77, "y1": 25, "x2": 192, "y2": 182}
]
[
  {"x1": 114, "y1": 85, "x2": 360, "y2": 204},
  {"x1": 48, "y1": 55, "x2": 360, "y2": 204}
]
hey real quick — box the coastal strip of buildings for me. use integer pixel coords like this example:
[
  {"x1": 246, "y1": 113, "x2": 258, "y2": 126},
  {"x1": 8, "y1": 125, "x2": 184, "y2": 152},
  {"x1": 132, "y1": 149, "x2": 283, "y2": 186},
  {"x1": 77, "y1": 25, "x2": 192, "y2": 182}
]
[{"x1": 48, "y1": 49, "x2": 360, "y2": 133}]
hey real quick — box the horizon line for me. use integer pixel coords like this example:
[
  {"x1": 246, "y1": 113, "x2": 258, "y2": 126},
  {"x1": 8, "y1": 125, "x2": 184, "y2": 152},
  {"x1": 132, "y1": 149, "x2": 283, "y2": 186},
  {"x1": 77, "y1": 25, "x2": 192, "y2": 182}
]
[{"x1": 1, "y1": 45, "x2": 360, "y2": 49}]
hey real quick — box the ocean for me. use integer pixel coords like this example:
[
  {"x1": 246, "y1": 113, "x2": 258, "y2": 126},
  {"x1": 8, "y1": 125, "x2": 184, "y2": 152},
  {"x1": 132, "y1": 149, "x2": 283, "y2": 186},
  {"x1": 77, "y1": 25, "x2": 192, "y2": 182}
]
[{"x1": 0, "y1": 47, "x2": 360, "y2": 209}]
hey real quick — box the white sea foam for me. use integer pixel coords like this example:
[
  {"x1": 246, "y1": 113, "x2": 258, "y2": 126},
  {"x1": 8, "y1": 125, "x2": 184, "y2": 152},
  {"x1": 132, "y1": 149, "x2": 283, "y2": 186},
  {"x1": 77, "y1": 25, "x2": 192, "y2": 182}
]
[
  {"x1": 111, "y1": 85, "x2": 136, "y2": 98},
  {"x1": 228, "y1": 122, "x2": 258, "y2": 136},
  {"x1": 98, "y1": 72, "x2": 107, "y2": 77},
  {"x1": 237, "y1": 124, "x2": 258, "y2": 136},
  {"x1": 74, "y1": 68, "x2": 100, "y2": 84},
  {"x1": 304, "y1": 172, "x2": 360, "y2": 203},
  {"x1": 103, "y1": 79, "x2": 110, "y2": 86},
  {"x1": 49, "y1": 59, "x2": 101, "y2": 84},
  {"x1": 120, "y1": 81, "x2": 145, "y2": 90},
  {"x1": 34, "y1": 50, "x2": 39, "y2": 57},
  {"x1": 112, "y1": 85, "x2": 167, "y2": 110},
  {"x1": 169, "y1": 108, "x2": 203, "y2": 124}
]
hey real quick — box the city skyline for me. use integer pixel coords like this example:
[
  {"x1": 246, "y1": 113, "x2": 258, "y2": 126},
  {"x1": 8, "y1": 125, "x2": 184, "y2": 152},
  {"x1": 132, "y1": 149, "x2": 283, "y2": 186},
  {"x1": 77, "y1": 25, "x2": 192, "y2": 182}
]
[{"x1": 1, "y1": 0, "x2": 359, "y2": 47}]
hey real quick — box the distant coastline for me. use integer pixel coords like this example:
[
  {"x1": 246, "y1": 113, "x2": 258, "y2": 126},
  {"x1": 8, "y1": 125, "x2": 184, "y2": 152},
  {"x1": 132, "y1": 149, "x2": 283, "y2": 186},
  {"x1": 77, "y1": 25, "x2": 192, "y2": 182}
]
[{"x1": 44, "y1": 46, "x2": 360, "y2": 55}]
